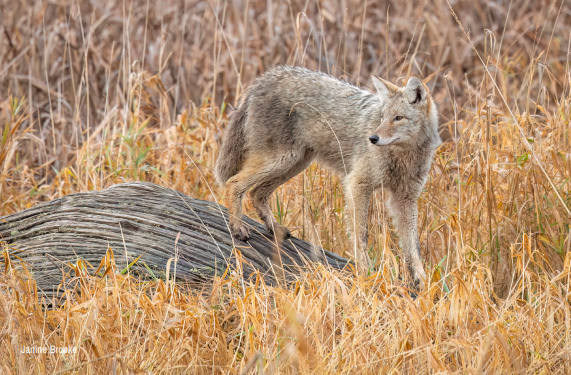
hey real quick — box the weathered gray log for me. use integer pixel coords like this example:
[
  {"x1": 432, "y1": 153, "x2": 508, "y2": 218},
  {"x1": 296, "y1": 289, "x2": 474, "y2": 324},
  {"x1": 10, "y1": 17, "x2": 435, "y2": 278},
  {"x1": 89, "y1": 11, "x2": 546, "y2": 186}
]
[{"x1": 0, "y1": 182, "x2": 349, "y2": 300}]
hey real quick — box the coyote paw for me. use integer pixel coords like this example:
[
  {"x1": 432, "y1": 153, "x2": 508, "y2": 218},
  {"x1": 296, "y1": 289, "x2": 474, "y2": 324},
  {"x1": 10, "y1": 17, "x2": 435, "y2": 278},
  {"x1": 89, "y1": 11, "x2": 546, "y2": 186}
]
[
  {"x1": 406, "y1": 257, "x2": 426, "y2": 291},
  {"x1": 231, "y1": 223, "x2": 250, "y2": 241},
  {"x1": 271, "y1": 224, "x2": 291, "y2": 240},
  {"x1": 412, "y1": 268, "x2": 427, "y2": 290},
  {"x1": 274, "y1": 225, "x2": 291, "y2": 239}
]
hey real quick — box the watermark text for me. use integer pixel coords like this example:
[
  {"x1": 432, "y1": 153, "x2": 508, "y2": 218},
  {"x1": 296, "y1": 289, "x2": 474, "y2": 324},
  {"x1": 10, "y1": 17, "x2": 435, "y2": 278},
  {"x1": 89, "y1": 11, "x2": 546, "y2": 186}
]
[{"x1": 21, "y1": 346, "x2": 77, "y2": 354}]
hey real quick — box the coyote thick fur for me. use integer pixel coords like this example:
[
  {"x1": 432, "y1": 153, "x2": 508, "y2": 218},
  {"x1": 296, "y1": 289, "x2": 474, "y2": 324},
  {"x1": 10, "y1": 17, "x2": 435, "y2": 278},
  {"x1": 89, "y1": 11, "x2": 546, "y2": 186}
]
[{"x1": 214, "y1": 65, "x2": 440, "y2": 287}]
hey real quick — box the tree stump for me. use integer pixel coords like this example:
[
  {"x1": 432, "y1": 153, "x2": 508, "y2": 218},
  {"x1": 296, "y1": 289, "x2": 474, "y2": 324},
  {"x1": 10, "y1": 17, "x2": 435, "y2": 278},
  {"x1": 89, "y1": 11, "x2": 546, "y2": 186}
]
[{"x1": 0, "y1": 182, "x2": 349, "y2": 299}]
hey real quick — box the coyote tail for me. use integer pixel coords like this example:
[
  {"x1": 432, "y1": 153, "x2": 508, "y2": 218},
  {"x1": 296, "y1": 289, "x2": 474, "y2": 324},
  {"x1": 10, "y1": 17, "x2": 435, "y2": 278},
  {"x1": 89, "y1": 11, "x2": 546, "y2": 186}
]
[{"x1": 214, "y1": 107, "x2": 247, "y2": 188}]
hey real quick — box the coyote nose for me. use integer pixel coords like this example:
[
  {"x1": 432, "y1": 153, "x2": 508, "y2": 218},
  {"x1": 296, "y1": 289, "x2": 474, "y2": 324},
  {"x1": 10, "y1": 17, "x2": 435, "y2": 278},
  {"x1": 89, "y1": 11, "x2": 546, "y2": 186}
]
[{"x1": 369, "y1": 135, "x2": 379, "y2": 144}]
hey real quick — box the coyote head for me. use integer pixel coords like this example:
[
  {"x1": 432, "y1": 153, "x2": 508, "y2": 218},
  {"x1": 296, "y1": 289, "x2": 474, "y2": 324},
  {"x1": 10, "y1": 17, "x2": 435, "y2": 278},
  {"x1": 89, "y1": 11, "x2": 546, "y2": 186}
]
[{"x1": 368, "y1": 75, "x2": 438, "y2": 148}]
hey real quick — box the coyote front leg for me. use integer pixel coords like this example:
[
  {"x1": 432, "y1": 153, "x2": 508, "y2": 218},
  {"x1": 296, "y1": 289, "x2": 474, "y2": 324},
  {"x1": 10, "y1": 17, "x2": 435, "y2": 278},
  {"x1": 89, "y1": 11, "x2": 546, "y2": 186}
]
[
  {"x1": 344, "y1": 177, "x2": 373, "y2": 268},
  {"x1": 387, "y1": 193, "x2": 426, "y2": 288}
]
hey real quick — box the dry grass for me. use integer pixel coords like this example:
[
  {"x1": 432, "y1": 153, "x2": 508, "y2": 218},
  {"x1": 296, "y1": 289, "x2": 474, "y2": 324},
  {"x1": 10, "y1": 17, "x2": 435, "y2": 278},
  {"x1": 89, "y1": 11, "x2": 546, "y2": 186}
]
[{"x1": 1, "y1": 0, "x2": 571, "y2": 373}]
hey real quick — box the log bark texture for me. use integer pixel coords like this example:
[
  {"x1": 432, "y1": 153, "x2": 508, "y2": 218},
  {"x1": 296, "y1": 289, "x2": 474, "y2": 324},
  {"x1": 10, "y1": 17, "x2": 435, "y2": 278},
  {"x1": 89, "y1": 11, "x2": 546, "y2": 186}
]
[{"x1": 0, "y1": 182, "x2": 349, "y2": 299}]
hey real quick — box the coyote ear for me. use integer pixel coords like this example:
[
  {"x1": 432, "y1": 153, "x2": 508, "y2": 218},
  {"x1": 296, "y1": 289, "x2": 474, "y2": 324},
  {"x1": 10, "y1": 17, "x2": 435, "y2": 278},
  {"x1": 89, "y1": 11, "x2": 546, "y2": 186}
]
[
  {"x1": 405, "y1": 76, "x2": 427, "y2": 105},
  {"x1": 372, "y1": 76, "x2": 397, "y2": 102}
]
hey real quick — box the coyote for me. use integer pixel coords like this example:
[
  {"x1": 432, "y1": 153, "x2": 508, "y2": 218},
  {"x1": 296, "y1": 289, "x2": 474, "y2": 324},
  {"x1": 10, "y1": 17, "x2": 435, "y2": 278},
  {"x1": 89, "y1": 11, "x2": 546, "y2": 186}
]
[{"x1": 214, "y1": 65, "x2": 440, "y2": 287}]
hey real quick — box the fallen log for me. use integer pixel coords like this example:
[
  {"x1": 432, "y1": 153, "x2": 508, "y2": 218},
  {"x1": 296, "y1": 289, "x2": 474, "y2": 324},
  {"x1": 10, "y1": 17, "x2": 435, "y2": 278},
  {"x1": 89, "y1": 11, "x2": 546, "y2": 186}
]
[{"x1": 0, "y1": 182, "x2": 349, "y2": 300}]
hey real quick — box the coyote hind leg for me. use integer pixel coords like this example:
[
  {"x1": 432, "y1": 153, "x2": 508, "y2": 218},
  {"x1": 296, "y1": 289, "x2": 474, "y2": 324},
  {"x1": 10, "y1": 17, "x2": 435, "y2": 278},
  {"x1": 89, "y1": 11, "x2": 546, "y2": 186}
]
[
  {"x1": 225, "y1": 160, "x2": 266, "y2": 241},
  {"x1": 226, "y1": 150, "x2": 314, "y2": 241},
  {"x1": 250, "y1": 150, "x2": 315, "y2": 240},
  {"x1": 250, "y1": 182, "x2": 291, "y2": 240}
]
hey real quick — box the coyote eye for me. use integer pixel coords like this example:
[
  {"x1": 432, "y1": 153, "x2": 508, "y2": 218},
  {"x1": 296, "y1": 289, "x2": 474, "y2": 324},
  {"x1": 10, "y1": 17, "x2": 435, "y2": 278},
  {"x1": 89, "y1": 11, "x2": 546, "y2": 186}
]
[{"x1": 394, "y1": 116, "x2": 403, "y2": 121}]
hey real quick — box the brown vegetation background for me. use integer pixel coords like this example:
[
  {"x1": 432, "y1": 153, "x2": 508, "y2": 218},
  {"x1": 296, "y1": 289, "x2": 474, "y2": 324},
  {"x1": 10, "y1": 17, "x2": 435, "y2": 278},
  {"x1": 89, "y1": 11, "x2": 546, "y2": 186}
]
[{"x1": 1, "y1": 0, "x2": 571, "y2": 373}]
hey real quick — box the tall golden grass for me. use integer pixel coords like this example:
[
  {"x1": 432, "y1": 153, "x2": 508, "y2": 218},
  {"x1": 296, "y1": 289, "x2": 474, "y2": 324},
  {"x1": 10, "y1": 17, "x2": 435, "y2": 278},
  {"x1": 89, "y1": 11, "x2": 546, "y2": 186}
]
[{"x1": 1, "y1": 0, "x2": 571, "y2": 373}]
